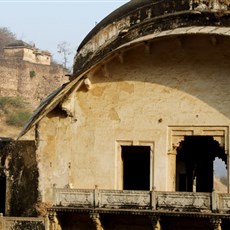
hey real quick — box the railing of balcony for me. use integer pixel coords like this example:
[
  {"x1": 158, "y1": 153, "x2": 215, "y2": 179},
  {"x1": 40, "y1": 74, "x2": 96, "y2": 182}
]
[
  {"x1": 0, "y1": 215, "x2": 47, "y2": 230},
  {"x1": 53, "y1": 188, "x2": 230, "y2": 213}
]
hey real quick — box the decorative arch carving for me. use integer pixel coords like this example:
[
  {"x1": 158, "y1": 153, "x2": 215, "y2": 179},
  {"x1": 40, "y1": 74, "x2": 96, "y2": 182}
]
[{"x1": 167, "y1": 126, "x2": 229, "y2": 192}]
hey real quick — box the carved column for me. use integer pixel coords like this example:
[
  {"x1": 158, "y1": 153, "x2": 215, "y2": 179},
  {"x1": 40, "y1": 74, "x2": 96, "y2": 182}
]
[
  {"x1": 90, "y1": 213, "x2": 104, "y2": 230},
  {"x1": 149, "y1": 216, "x2": 161, "y2": 230},
  {"x1": 0, "y1": 213, "x2": 3, "y2": 230},
  {"x1": 210, "y1": 218, "x2": 222, "y2": 230},
  {"x1": 168, "y1": 149, "x2": 177, "y2": 191},
  {"x1": 48, "y1": 211, "x2": 60, "y2": 230}
]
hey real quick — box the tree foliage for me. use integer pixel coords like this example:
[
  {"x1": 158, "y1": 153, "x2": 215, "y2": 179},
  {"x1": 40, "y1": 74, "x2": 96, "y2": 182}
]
[{"x1": 0, "y1": 27, "x2": 17, "y2": 57}]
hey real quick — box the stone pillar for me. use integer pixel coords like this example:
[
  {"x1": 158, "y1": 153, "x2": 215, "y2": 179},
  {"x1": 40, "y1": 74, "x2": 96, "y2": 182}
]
[
  {"x1": 168, "y1": 149, "x2": 177, "y2": 191},
  {"x1": 48, "y1": 211, "x2": 60, "y2": 230},
  {"x1": 90, "y1": 213, "x2": 104, "y2": 230},
  {"x1": 210, "y1": 218, "x2": 222, "y2": 230},
  {"x1": 149, "y1": 216, "x2": 161, "y2": 230}
]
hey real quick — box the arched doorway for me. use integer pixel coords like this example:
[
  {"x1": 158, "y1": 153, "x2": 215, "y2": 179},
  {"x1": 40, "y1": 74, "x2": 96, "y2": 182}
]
[{"x1": 176, "y1": 136, "x2": 226, "y2": 192}]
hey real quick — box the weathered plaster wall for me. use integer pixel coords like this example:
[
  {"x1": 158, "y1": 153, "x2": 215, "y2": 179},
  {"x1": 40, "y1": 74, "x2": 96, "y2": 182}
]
[
  {"x1": 35, "y1": 53, "x2": 51, "y2": 66},
  {"x1": 22, "y1": 48, "x2": 35, "y2": 63},
  {"x1": 0, "y1": 140, "x2": 38, "y2": 217},
  {"x1": 4, "y1": 48, "x2": 24, "y2": 59},
  {"x1": 37, "y1": 35, "x2": 230, "y2": 202}
]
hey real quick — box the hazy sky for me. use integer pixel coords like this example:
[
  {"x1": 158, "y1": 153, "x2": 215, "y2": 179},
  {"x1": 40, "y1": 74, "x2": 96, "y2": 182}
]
[{"x1": 1, "y1": 1, "x2": 128, "y2": 68}]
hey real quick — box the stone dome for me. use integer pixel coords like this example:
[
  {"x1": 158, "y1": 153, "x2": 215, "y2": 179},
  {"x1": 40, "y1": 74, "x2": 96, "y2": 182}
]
[{"x1": 73, "y1": 0, "x2": 230, "y2": 78}]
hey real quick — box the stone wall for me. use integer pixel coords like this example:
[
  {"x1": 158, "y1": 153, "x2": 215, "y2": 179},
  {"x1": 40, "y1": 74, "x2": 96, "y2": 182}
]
[
  {"x1": 0, "y1": 58, "x2": 69, "y2": 108},
  {"x1": 4, "y1": 46, "x2": 51, "y2": 66},
  {"x1": 0, "y1": 216, "x2": 46, "y2": 230},
  {"x1": 0, "y1": 140, "x2": 39, "y2": 217}
]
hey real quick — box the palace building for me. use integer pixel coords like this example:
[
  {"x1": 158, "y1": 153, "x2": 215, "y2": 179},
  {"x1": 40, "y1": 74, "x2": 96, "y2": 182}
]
[{"x1": 3, "y1": 0, "x2": 230, "y2": 229}]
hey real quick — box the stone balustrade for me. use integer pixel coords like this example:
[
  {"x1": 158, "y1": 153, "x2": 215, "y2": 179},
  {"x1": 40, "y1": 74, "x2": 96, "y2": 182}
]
[
  {"x1": 0, "y1": 215, "x2": 47, "y2": 230},
  {"x1": 53, "y1": 188, "x2": 230, "y2": 214}
]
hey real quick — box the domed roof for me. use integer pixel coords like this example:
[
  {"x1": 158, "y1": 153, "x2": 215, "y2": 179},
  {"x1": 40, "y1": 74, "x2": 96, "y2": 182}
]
[
  {"x1": 73, "y1": 0, "x2": 230, "y2": 77},
  {"x1": 77, "y1": 0, "x2": 154, "y2": 51},
  {"x1": 78, "y1": 0, "x2": 230, "y2": 53}
]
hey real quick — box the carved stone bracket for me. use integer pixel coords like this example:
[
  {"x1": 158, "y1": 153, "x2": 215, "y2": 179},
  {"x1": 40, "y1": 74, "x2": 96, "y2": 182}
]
[
  {"x1": 149, "y1": 216, "x2": 161, "y2": 230},
  {"x1": 210, "y1": 218, "x2": 222, "y2": 230},
  {"x1": 89, "y1": 213, "x2": 104, "y2": 230},
  {"x1": 48, "y1": 211, "x2": 60, "y2": 230}
]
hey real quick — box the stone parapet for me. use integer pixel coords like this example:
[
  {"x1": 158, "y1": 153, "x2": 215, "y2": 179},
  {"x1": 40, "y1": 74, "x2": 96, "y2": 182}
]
[
  {"x1": 52, "y1": 188, "x2": 230, "y2": 216},
  {"x1": 1, "y1": 216, "x2": 46, "y2": 230}
]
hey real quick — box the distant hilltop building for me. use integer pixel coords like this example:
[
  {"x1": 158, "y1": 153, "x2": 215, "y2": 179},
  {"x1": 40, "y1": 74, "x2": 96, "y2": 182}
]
[
  {"x1": 0, "y1": 40, "x2": 69, "y2": 108},
  {"x1": 3, "y1": 40, "x2": 51, "y2": 65}
]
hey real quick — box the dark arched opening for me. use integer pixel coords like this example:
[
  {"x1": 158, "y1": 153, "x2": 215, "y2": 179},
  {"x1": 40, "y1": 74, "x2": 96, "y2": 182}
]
[
  {"x1": 176, "y1": 136, "x2": 226, "y2": 192},
  {"x1": 0, "y1": 173, "x2": 6, "y2": 215}
]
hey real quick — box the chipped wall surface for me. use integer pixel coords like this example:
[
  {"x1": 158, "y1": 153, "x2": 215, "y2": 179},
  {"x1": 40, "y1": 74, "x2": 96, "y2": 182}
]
[
  {"x1": 0, "y1": 140, "x2": 39, "y2": 217},
  {"x1": 36, "y1": 35, "x2": 230, "y2": 202}
]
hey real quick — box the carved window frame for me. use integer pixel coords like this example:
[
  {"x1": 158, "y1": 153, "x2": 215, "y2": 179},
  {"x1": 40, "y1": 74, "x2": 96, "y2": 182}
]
[
  {"x1": 115, "y1": 140, "x2": 154, "y2": 190},
  {"x1": 167, "y1": 126, "x2": 229, "y2": 192},
  {"x1": 168, "y1": 126, "x2": 228, "y2": 152}
]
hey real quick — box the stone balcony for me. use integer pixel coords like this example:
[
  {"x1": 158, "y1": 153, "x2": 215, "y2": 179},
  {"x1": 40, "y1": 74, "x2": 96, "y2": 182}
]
[
  {"x1": 0, "y1": 215, "x2": 47, "y2": 230},
  {"x1": 51, "y1": 188, "x2": 230, "y2": 217}
]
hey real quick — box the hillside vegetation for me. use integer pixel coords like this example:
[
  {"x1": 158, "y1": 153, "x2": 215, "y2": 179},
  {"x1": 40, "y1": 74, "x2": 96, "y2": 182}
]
[
  {"x1": 0, "y1": 97, "x2": 32, "y2": 127},
  {"x1": 0, "y1": 96, "x2": 33, "y2": 139}
]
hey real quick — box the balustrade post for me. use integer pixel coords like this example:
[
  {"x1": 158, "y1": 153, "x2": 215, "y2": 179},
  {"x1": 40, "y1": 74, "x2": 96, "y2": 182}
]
[
  {"x1": 151, "y1": 187, "x2": 156, "y2": 210},
  {"x1": 94, "y1": 185, "x2": 99, "y2": 208},
  {"x1": 212, "y1": 190, "x2": 218, "y2": 212},
  {"x1": 53, "y1": 184, "x2": 57, "y2": 205},
  {"x1": 210, "y1": 218, "x2": 222, "y2": 230},
  {"x1": 149, "y1": 216, "x2": 161, "y2": 230},
  {"x1": 90, "y1": 213, "x2": 104, "y2": 230}
]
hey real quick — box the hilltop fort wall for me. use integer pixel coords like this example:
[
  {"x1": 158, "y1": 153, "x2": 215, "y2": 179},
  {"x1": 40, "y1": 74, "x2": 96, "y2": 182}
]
[
  {"x1": 0, "y1": 58, "x2": 69, "y2": 107},
  {"x1": 3, "y1": 40, "x2": 51, "y2": 66}
]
